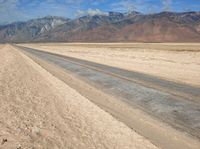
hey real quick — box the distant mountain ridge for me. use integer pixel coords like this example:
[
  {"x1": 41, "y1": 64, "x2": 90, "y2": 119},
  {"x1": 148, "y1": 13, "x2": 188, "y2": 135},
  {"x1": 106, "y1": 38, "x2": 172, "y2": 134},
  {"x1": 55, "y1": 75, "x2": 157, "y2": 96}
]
[{"x1": 0, "y1": 11, "x2": 200, "y2": 42}]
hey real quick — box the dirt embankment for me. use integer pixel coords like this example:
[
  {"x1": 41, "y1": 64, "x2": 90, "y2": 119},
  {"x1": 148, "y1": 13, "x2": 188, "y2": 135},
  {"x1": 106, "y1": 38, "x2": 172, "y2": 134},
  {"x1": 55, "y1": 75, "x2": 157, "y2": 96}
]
[
  {"x1": 22, "y1": 43, "x2": 200, "y2": 87},
  {"x1": 0, "y1": 44, "x2": 158, "y2": 149}
]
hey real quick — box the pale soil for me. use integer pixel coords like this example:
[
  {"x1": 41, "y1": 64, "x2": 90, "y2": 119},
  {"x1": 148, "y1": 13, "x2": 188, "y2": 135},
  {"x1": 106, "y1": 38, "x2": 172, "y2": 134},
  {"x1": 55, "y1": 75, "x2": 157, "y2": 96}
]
[
  {"x1": 22, "y1": 43, "x2": 200, "y2": 87},
  {"x1": 0, "y1": 44, "x2": 158, "y2": 149}
]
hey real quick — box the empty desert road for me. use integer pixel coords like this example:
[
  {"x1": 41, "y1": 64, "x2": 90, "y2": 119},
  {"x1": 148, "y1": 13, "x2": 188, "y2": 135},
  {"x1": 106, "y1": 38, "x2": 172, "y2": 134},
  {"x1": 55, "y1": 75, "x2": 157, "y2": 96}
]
[{"x1": 14, "y1": 45, "x2": 200, "y2": 149}]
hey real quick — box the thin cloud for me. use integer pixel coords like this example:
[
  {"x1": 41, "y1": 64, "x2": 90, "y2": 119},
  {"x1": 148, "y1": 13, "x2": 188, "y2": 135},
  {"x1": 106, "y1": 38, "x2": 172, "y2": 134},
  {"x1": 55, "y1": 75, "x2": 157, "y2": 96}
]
[
  {"x1": 76, "y1": 9, "x2": 108, "y2": 17},
  {"x1": 0, "y1": 0, "x2": 27, "y2": 24},
  {"x1": 0, "y1": 0, "x2": 199, "y2": 24},
  {"x1": 0, "y1": 0, "x2": 82, "y2": 24},
  {"x1": 110, "y1": 0, "x2": 136, "y2": 12},
  {"x1": 162, "y1": 0, "x2": 172, "y2": 11}
]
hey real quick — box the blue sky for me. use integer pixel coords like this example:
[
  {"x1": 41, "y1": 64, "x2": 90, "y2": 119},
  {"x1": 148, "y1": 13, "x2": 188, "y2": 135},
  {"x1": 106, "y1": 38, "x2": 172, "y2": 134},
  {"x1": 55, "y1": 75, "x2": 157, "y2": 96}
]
[{"x1": 0, "y1": 0, "x2": 200, "y2": 24}]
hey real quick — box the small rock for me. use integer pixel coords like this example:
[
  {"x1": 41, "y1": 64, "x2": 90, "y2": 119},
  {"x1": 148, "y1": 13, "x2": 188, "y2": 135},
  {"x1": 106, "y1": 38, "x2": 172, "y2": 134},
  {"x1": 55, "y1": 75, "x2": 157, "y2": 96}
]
[
  {"x1": 1, "y1": 138, "x2": 7, "y2": 145},
  {"x1": 32, "y1": 126, "x2": 40, "y2": 135},
  {"x1": 17, "y1": 144, "x2": 22, "y2": 149}
]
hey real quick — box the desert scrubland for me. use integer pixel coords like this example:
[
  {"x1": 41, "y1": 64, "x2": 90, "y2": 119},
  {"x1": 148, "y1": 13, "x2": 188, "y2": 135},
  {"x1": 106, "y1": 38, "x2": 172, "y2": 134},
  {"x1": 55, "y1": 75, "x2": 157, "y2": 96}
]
[
  {"x1": 22, "y1": 43, "x2": 200, "y2": 87},
  {"x1": 0, "y1": 44, "x2": 158, "y2": 148}
]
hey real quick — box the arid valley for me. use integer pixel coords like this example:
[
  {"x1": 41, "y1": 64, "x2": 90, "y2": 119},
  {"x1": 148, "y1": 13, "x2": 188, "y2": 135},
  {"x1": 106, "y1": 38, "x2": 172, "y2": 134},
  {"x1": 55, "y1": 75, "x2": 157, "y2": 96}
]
[
  {"x1": 1, "y1": 0, "x2": 200, "y2": 148},
  {"x1": 1, "y1": 43, "x2": 200, "y2": 149}
]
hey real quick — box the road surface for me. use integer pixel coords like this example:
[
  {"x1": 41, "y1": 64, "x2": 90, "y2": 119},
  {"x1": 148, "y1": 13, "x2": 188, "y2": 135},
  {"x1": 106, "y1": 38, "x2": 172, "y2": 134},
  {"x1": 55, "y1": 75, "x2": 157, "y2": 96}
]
[{"x1": 15, "y1": 45, "x2": 200, "y2": 149}]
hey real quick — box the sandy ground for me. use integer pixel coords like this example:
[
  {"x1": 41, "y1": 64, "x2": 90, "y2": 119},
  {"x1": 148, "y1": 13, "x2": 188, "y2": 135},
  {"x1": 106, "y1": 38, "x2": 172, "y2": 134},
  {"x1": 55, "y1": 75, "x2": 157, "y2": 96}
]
[
  {"x1": 22, "y1": 43, "x2": 200, "y2": 87},
  {"x1": 0, "y1": 44, "x2": 158, "y2": 149}
]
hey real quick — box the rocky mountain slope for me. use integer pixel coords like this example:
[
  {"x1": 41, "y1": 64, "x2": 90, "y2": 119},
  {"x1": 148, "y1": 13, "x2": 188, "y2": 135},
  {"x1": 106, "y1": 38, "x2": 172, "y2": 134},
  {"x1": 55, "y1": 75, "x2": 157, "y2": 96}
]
[
  {"x1": 0, "y1": 11, "x2": 200, "y2": 42},
  {"x1": 0, "y1": 16, "x2": 69, "y2": 42}
]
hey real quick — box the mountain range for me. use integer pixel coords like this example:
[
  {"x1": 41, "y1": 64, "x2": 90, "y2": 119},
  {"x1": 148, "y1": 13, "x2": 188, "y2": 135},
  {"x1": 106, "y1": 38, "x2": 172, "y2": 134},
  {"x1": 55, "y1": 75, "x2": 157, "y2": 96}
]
[{"x1": 0, "y1": 11, "x2": 200, "y2": 43}]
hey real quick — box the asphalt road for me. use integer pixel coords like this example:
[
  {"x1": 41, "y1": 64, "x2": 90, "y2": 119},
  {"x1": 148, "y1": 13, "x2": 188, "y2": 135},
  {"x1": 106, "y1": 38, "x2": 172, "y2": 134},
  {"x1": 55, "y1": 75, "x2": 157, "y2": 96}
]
[{"x1": 16, "y1": 45, "x2": 200, "y2": 140}]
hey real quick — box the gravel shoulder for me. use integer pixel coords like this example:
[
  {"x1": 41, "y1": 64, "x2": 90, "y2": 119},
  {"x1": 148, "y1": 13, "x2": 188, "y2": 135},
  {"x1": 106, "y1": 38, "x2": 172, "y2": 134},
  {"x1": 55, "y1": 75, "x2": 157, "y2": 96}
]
[{"x1": 0, "y1": 44, "x2": 159, "y2": 149}]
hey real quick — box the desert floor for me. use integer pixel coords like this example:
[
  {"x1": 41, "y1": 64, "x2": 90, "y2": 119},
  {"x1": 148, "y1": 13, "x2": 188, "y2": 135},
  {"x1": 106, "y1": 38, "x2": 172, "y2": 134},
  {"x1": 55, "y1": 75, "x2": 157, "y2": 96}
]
[
  {"x1": 1, "y1": 43, "x2": 200, "y2": 149},
  {"x1": 0, "y1": 44, "x2": 158, "y2": 149},
  {"x1": 22, "y1": 43, "x2": 200, "y2": 87}
]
